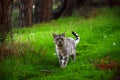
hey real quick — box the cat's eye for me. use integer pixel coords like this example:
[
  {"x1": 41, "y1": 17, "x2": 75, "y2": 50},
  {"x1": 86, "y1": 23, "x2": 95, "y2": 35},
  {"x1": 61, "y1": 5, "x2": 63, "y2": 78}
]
[
  {"x1": 56, "y1": 38, "x2": 59, "y2": 41},
  {"x1": 61, "y1": 38, "x2": 63, "y2": 40}
]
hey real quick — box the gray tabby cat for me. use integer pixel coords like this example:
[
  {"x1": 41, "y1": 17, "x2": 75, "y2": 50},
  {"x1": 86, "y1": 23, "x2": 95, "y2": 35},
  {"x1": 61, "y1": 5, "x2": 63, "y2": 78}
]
[{"x1": 52, "y1": 31, "x2": 80, "y2": 68}]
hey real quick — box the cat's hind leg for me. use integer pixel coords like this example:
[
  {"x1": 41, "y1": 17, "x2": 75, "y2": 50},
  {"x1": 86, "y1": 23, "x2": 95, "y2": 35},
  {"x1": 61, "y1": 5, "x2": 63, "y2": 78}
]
[{"x1": 71, "y1": 53, "x2": 76, "y2": 61}]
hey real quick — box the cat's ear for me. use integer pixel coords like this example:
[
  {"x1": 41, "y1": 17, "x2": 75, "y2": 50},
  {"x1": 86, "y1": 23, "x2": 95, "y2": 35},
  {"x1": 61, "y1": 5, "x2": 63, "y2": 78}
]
[
  {"x1": 52, "y1": 33, "x2": 57, "y2": 38},
  {"x1": 61, "y1": 32, "x2": 65, "y2": 37}
]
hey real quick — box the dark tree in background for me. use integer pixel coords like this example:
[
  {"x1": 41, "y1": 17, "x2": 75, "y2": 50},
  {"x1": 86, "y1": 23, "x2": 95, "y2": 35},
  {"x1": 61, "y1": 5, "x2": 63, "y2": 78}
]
[
  {"x1": 109, "y1": 0, "x2": 113, "y2": 9},
  {"x1": 52, "y1": 0, "x2": 76, "y2": 18},
  {"x1": 75, "y1": 0, "x2": 85, "y2": 9},
  {"x1": 33, "y1": 0, "x2": 41, "y2": 23},
  {"x1": 62, "y1": 0, "x2": 75, "y2": 17},
  {"x1": 52, "y1": 0, "x2": 66, "y2": 19},
  {"x1": 52, "y1": 0, "x2": 75, "y2": 19},
  {"x1": 34, "y1": 0, "x2": 53, "y2": 23},
  {"x1": 19, "y1": 0, "x2": 33, "y2": 27},
  {"x1": 0, "y1": 0, "x2": 13, "y2": 44}
]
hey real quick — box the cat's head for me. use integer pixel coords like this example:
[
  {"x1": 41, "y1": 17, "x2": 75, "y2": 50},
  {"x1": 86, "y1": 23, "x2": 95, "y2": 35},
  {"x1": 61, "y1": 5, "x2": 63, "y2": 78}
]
[{"x1": 52, "y1": 32, "x2": 66, "y2": 46}]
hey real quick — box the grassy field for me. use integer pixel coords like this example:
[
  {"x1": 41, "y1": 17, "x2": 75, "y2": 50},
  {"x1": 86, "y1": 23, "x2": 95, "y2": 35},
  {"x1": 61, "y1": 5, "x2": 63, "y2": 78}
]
[{"x1": 0, "y1": 6, "x2": 120, "y2": 80}]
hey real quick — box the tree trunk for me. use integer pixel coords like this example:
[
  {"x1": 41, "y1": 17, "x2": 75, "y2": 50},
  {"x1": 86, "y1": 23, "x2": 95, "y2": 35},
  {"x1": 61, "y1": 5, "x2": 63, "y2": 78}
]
[
  {"x1": 52, "y1": 0, "x2": 66, "y2": 19},
  {"x1": 62, "y1": 0, "x2": 75, "y2": 17},
  {"x1": 0, "y1": 0, "x2": 13, "y2": 44},
  {"x1": 34, "y1": 0, "x2": 53, "y2": 23},
  {"x1": 19, "y1": 0, "x2": 33, "y2": 27},
  {"x1": 75, "y1": 0, "x2": 85, "y2": 9},
  {"x1": 109, "y1": 0, "x2": 113, "y2": 9}
]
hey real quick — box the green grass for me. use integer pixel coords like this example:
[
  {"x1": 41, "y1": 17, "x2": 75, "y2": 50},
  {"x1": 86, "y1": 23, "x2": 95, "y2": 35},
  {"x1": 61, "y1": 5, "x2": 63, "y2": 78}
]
[{"x1": 0, "y1": 6, "x2": 120, "y2": 80}]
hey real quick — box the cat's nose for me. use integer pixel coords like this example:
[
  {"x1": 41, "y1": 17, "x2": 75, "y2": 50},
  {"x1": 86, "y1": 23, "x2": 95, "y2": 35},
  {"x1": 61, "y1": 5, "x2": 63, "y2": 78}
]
[{"x1": 59, "y1": 41, "x2": 62, "y2": 44}]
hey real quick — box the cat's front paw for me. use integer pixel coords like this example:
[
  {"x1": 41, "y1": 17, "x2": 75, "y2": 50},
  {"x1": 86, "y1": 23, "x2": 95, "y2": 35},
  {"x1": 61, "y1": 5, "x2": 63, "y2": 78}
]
[{"x1": 60, "y1": 64, "x2": 67, "y2": 68}]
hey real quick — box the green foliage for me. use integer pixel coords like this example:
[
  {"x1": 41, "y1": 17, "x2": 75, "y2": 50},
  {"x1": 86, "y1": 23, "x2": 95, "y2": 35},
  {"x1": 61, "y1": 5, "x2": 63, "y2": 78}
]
[{"x1": 0, "y1": 6, "x2": 120, "y2": 80}]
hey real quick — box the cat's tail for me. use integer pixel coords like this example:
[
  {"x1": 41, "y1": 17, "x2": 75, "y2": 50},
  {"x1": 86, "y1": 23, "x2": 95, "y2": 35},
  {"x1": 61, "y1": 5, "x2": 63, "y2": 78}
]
[{"x1": 72, "y1": 31, "x2": 80, "y2": 44}]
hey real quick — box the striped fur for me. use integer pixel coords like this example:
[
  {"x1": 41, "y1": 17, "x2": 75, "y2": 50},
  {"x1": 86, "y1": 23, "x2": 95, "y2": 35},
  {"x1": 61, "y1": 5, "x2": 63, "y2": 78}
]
[
  {"x1": 72, "y1": 31, "x2": 80, "y2": 44},
  {"x1": 53, "y1": 31, "x2": 80, "y2": 68}
]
